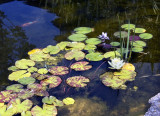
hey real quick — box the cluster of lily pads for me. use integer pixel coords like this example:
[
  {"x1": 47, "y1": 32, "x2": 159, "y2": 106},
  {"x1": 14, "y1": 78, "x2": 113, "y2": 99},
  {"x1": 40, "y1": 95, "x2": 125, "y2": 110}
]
[{"x1": 0, "y1": 26, "x2": 152, "y2": 115}]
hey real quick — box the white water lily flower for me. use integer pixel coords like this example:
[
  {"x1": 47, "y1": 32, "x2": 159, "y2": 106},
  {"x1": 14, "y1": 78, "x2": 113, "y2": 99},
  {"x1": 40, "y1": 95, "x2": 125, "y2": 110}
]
[{"x1": 108, "y1": 57, "x2": 125, "y2": 69}]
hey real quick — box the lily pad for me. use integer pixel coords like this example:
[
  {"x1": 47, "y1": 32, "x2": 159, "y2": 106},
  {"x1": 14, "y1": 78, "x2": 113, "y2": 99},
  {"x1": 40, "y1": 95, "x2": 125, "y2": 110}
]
[
  {"x1": 63, "y1": 97, "x2": 75, "y2": 105},
  {"x1": 0, "y1": 90, "x2": 17, "y2": 103},
  {"x1": 132, "y1": 47, "x2": 144, "y2": 52},
  {"x1": 104, "y1": 51, "x2": 121, "y2": 59},
  {"x1": 8, "y1": 70, "x2": 31, "y2": 81},
  {"x1": 42, "y1": 45, "x2": 60, "y2": 54},
  {"x1": 28, "y1": 49, "x2": 41, "y2": 55},
  {"x1": 65, "y1": 50, "x2": 85, "y2": 61},
  {"x1": 38, "y1": 68, "x2": 48, "y2": 74},
  {"x1": 121, "y1": 24, "x2": 135, "y2": 30},
  {"x1": 42, "y1": 96, "x2": 64, "y2": 106},
  {"x1": 7, "y1": 98, "x2": 33, "y2": 114},
  {"x1": 110, "y1": 42, "x2": 120, "y2": 47},
  {"x1": 66, "y1": 76, "x2": 90, "y2": 87},
  {"x1": 49, "y1": 66, "x2": 69, "y2": 75},
  {"x1": 8, "y1": 66, "x2": 19, "y2": 71},
  {"x1": 27, "y1": 83, "x2": 46, "y2": 91},
  {"x1": 40, "y1": 76, "x2": 62, "y2": 88},
  {"x1": 134, "y1": 28, "x2": 146, "y2": 33},
  {"x1": 132, "y1": 40, "x2": 146, "y2": 47},
  {"x1": 6, "y1": 84, "x2": 24, "y2": 92},
  {"x1": 68, "y1": 34, "x2": 87, "y2": 42},
  {"x1": 84, "y1": 44, "x2": 96, "y2": 51},
  {"x1": 56, "y1": 41, "x2": 70, "y2": 50},
  {"x1": 18, "y1": 89, "x2": 35, "y2": 99},
  {"x1": 31, "y1": 104, "x2": 57, "y2": 116},
  {"x1": 21, "y1": 111, "x2": 32, "y2": 116},
  {"x1": 74, "y1": 27, "x2": 93, "y2": 34},
  {"x1": 85, "y1": 38, "x2": 101, "y2": 45},
  {"x1": 18, "y1": 77, "x2": 36, "y2": 85},
  {"x1": 34, "y1": 74, "x2": 48, "y2": 80},
  {"x1": 27, "y1": 67, "x2": 38, "y2": 73},
  {"x1": 114, "y1": 31, "x2": 128, "y2": 38},
  {"x1": 70, "y1": 61, "x2": 92, "y2": 71},
  {"x1": 139, "y1": 33, "x2": 153, "y2": 39},
  {"x1": 85, "y1": 52, "x2": 104, "y2": 61},
  {"x1": 67, "y1": 42, "x2": 85, "y2": 50},
  {"x1": 30, "y1": 51, "x2": 50, "y2": 61},
  {"x1": 0, "y1": 103, "x2": 15, "y2": 116},
  {"x1": 15, "y1": 59, "x2": 35, "y2": 69},
  {"x1": 122, "y1": 63, "x2": 135, "y2": 71},
  {"x1": 129, "y1": 35, "x2": 140, "y2": 41}
]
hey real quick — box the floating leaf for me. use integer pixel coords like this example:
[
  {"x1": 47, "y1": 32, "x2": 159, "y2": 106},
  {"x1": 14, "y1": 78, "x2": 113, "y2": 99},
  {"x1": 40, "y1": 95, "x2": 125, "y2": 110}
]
[
  {"x1": 56, "y1": 41, "x2": 70, "y2": 50},
  {"x1": 85, "y1": 38, "x2": 101, "y2": 45},
  {"x1": 122, "y1": 63, "x2": 135, "y2": 71},
  {"x1": 18, "y1": 77, "x2": 36, "y2": 85},
  {"x1": 74, "y1": 27, "x2": 92, "y2": 34},
  {"x1": 139, "y1": 33, "x2": 153, "y2": 39},
  {"x1": 121, "y1": 24, "x2": 135, "y2": 30},
  {"x1": 84, "y1": 44, "x2": 96, "y2": 51},
  {"x1": 30, "y1": 51, "x2": 50, "y2": 61},
  {"x1": 0, "y1": 90, "x2": 17, "y2": 103},
  {"x1": 85, "y1": 52, "x2": 104, "y2": 61},
  {"x1": 117, "y1": 48, "x2": 129, "y2": 54},
  {"x1": 0, "y1": 103, "x2": 15, "y2": 116},
  {"x1": 6, "y1": 84, "x2": 24, "y2": 92},
  {"x1": 41, "y1": 76, "x2": 62, "y2": 88},
  {"x1": 28, "y1": 49, "x2": 41, "y2": 55},
  {"x1": 18, "y1": 89, "x2": 34, "y2": 99},
  {"x1": 70, "y1": 61, "x2": 92, "y2": 71},
  {"x1": 38, "y1": 68, "x2": 48, "y2": 74},
  {"x1": 34, "y1": 74, "x2": 48, "y2": 80},
  {"x1": 31, "y1": 104, "x2": 57, "y2": 116},
  {"x1": 8, "y1": 70, "x2": 31, "y2": 81},
  {"x1": 133, "y1": 28, "x2": 146, "y2": 33},
  {"x1": 42, "y1": 96, "x2": 64, "y2": 106},
  {"x1": 49, "y1": 66, "x2": 69, "y2": 75},
  {"x1": 68, "y1": 34, "x2": 87, "y2": 42},
  {"x1": 110, "y1": 42, "x2": 120, "y2": 47},
  {"x1": 104, "y1": 51, "x2": 121, "y2": 59},
  {"x1": 66, "y1": 76, "x2": 90, "y2": 87},
  {"x1": 21, "y1": 111, "x2": 32, "y2": 116},
  {"x1": 15, "y1": 59, "x2": 35, "y2": 69},
  {"x1": 7, "y1": 98, "x2": 33, "y2": 114},
  {"x1": 67, "y1": 42, "x2": 85, "y2": 50},
  {"x1": 63, "y1": 97, "x2": 75, "y2": 105},
  {"x1": 65, "y1": 50, "x2": 85, "y2": 61},
  {"x1": 27, "y1": 67, "x2": 38, "y2": 73},
  {"x1": 129, "y1": 35, "x2": 140, "y2": 41},
  {"x1": 132, "y1": 40, "x2": 146, "y2": 47},
  {"x1": 132, "y1": 47, "x2": 144, "y2": 52},
  {"x1": 114, "y1": 31, "x2": 128, "y2": 38},
  {"x1": 8, "y1": 66, "x2": 19, "y2": 71},
  {"x1": 42, "y1": 45, "x2": 60, "y2": 54}
]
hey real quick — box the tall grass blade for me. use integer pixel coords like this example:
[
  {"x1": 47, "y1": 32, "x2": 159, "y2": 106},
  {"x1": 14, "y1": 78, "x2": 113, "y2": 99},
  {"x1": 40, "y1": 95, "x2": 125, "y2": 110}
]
[{"x1": 125, "y1": 20, "x2": 130, "y2": 60}]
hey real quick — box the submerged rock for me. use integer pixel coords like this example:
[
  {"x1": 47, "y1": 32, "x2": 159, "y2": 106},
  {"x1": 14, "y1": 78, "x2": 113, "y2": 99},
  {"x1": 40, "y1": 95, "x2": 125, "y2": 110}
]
[{"x1": 145, "y1": 93, "x2": 160, "y2": 116}]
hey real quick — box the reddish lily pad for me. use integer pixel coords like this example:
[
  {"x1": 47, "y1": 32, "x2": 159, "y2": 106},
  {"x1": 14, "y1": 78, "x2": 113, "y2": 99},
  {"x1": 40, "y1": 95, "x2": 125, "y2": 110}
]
[
  {"x1": 70, "y1": 61, "x2": 92, "y2": 71},
  {"x1": 66, "y1": 76, "x2": 90, "y2": 87},
  {"x1": 31, "y1": 104, "x2": 57, "y2": 116},
  {"x1": 6, "y1": 84, "x2": 24, "y2": 92},
  {"x1": 18, "y1": 89, "x2": 35, "y2": 99},
  {"x1": 48, "y1": 66, "x2": 69, "y2": 75},
  {"x1": 40, "y1": 76, "x2": 62, "y2": 88},
  {"x1": 0, "y1": 90, "x2": 17, "y2": 103}
]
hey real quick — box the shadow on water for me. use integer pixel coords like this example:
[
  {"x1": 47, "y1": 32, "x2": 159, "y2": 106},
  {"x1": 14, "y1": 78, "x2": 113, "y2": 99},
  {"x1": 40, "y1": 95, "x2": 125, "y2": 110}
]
[{"x1": 0, "y1": 0, "x2": 160, "y2": 116}]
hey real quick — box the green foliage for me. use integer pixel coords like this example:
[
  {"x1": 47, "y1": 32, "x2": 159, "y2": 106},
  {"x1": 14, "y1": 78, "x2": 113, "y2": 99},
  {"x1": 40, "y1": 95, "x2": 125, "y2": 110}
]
[
  {"x1": 114, "y1": 31, "x2": 128, "y2": 38},
  {"x1": 139, "y1": 33, "x2": 153, "y2": 39},
  {"x1": 67, "y1": 42, "x2": 85, "y2": 50},
  {"x1": 42, "y1": 96, "x2": 64, "y2": 106},
  {"x1": 29, "y1": 51, "x2": 50, "y2": 61},
  {"x1": 110, "y1": 42, "x2": 120, "y2": 47},
  {"x1": 132, "y1": 47, "x2": 144, "y2": 52},
  {"x1": 134, "y1": 28, "x2": 146, "y2": 33},
  {"x1": 132, "y1": 40, "x2": 146, "y2": 47},
  {"x1": 70, "y1": 61, "x2": 92, "y2": 71},
  {"x1": 17, "y1": 89, "x2": 34, "y2": 99},
  {"x1": 56, "y1": 41, "x2": 70, "y2": 50},
  {"x1": 38, "y1": 68, "x2": 48, "y2": 74},
  {"x1": 85, "y1": 38, "x2": 101, "y2": 45},
  {"x1": 84, "y1": 44, "x2": 96, "y2": 51},
  {"x1": 8, "y1": 66, "x2": 19, "y2": 71},
  {"x1": 121, "y1": 24, "x2": 135, "y2": 30},
  {"x1": 63, "y1": 97, "x2": 75, "y2": 105},
  {"x1": 27, "y1": 67, "x2": 38, "y2": 73},
  {"x1": 74, "y1": 27, "x2": 93, "y2": 34},
  {"x1": 104, "y1": 51, "x2": 121, "y2": 59},
  {"x1": 18, "y1": 77, "x2": 36, "y2": 85},
  {"x1": 15, "y1": 59, "x2": 35, "y2": 69},
  {"x1": 42, "y1": 45, "x2": 60, "y2": 54},
  {"x1": 6, "y1": 84, "x2": 24, "y2": 92},
  {"x1": 85, "y1": 52, "x2": 104, "y2": 61},
  {"x1": 68, "y1": 34, "x2": 87, "y2": 41}
]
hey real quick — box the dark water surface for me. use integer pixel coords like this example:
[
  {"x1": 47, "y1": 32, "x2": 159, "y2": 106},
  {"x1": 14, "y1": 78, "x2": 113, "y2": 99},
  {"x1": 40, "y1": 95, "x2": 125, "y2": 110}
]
[{"x1": 0, "y1": 0, "x2": 160, "y2": 116}]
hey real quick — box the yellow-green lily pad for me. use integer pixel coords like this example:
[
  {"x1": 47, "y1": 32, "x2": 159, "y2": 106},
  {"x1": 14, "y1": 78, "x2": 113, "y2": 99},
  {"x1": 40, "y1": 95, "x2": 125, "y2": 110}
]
[
  {"x1": 42, "y1": 45, "x2": 61, "y2": 54},
  {"x1": 74, "y1": 27, "x2": 93, "y2": 34},
  {"x1": 139, "y1": 33, "x2": 153, "y2": 39},
  {"x1": 85, "y1": 52, "x2": 104, "y2": 61},
  {"x1": 133, "y1": 28, "x2": 146, "y2": 33},
  {"x1": 6, "y1": 84, "x2": 24, "y2": 92},
  {"x1": 104, "y1": 51, "x2": 121, "y2": 59},
  {"x1": 27, "y1": 67, "x2": 38, "y2": 73},
  {"x1": 63, "y1": 97, "x2": 75, "y2": 105},
  {"x1": 66, "y1": 42, "x2": 85, "y2": 50},
  {"x1": 18, "y1": 77, "x2": 36, "y2": 85},
  {"x1": 15, "y1": 59, "x2": 35, "y2": 69},
  {"x1": 121, "y1": 24, "x2": 135, "y2": 30},
  {"x1": 68, "y1": 34, "x2": 87, "y2": 42},
  {"x1": 85, "y1": 38, "x2": 101, "y2": 45},
  {"x1": 65, "y1": 50, "x2": 85, "y2": 61},
  {"x1": 38, "y1": 68, "x2": 48, "y2": 74},
  {"x1": 30, "y1": 51, "x2": 50, "y2": 61}
]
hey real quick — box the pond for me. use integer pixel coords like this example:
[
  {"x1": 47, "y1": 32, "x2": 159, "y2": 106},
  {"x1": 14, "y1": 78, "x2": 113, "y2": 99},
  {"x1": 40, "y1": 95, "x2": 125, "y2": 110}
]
[{"x1": 0, "y1": 0, "x2": 160, "y2": 116}]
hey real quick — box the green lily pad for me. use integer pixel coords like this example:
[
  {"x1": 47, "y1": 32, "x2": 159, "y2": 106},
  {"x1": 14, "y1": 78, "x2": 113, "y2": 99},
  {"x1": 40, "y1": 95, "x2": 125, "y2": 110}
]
[
  {"x1": 32, "y1": 73, "x2": 48, "y2": 80},
  {"x1": 8, "y1": 66, "x2": 19, "y2": 71},
  {"x1": 30, "y1": 51, "x2": 50, "y2": 61},
  {"x1": 65, "y1": 50, "x2": 85, "y2": 61},
  {"x1": 40, "y1": 76, "x2": 62, "y2": 88},
  {"x1": 139, "y1": 33, "x2": 153, "y2": 39},
  {"x1": 104, "y1": 51, "x2": 121, "y2": 59},
  {"x1": 8, "y1": 70, "x2": 31, "y2": 81},
  {"x1": 74, "y1": 27, "x2": 93, "y2": 34},
  {"x1": 18, "y1": 89, "x2": 35, "y2": 99},
  {"x1": 15, "y1": 59, "x2": 35, "y2": 69},
  {"x1": 85, "y1": 52, "x2": 104, "y2": 61},
  {"x1": 56, "y1": 41, "x2": 70, "y2": 50},
  {"x1": 42, "y1": 45, "x2": 60, "y2": 54},
  {"x1": 85, "y1": 38, "x2": 101, "y2": 45},
  {"x1": 63, "y1": 97, "x2": 75, "y2": 105},
  {"x1": 0, "y1": 90, "x2": 17, "y2": 103},
  {"x1": 84, "y1": 44, "x2": 96, "y2": 51},
  {"x1": 133, "y1": 28, "x2": 146, "y2": 33},
  {"x1": 42, "y1": 96, "x2": 64, "y2": 106},
  {"x1": 66, "y1": 76, "x2": 90, "y2": 87},
  {"x1": 121, "y1": 24, "x2": 135, "y2": 30},
  {"x1": 7, "y1": 98, "x2": 33, "y2": 114},
  {"x1": 21, "y1": 111, "x2": 32, "y2": 116},
  {"x1": 114, "y1": 31, "x2": 128, "y2": 38},
  {"x1": 132, "y1": 40, "x2": 146, "y2": 47},
  {"x1": 68, "y1": 34, "x2": 87, "y2": 42},
  {"x1": 0, "y1": 103, "x2": 15, "y2": 116},
  {"x1": 31, "y1": 104, "x2": 57, "y2": 116},
  {"x1": 27, "y1": 67, "x2": 38, "y2": 73},
  {"x1": 38, "y1": 68, "x2": 48, "y2": 74},
  {"x1": 6, "y1": 84, "x2": 24, "y2": 92},
  {"x1": 110, "y1": 42, "x2": 120, "y2": 47},
  {"x1": 132, "y1": 47, "x2": 144, "y2": 52},
  {"x1": 49, "y1": 66, "x2": 69, "y2": 75},
  {"x1": 70, "y1": 61, "x2": 92, "y2": 71},
  {"x1": 18, "y1": 77, "x2": 36, "y2": 85},
  {"x1": 67, "y1": 42, "x2": 85, "y2": 50}
]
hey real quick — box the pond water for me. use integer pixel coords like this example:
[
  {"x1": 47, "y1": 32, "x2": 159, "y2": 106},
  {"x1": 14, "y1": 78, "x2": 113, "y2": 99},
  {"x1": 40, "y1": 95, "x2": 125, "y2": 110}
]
[{"x1": 0, "y1": 0, "x2": 160, "y2": 116}]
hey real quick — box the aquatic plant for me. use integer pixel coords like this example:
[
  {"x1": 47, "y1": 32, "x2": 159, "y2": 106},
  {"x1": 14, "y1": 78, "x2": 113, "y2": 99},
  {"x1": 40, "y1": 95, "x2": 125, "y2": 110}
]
[
  {"x1": 108, "y1": 57, "x2": 125, "y2": 70},
  {"x1": 70, "y1": 61, "x2": 92, "y2": 71},
  {"x1": 98, "y1": 32, "x2": 110, "y2": 42},
  {"x1": 63, "y1": 97, "x2": 75, "y2": 105}
]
